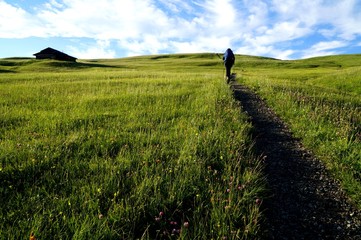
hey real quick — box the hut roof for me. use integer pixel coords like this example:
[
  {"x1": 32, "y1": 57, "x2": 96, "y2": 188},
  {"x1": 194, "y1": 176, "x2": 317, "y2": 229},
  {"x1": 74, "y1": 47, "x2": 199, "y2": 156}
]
[{"x1": 33, "y1": 47, "x2": 77, "y2": 62}]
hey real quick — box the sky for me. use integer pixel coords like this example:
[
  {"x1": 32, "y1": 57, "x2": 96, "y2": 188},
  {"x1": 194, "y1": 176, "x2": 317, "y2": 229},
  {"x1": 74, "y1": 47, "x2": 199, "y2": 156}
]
[{"x1": 1, "y1": 0, "x2": 361, "y2": 60}]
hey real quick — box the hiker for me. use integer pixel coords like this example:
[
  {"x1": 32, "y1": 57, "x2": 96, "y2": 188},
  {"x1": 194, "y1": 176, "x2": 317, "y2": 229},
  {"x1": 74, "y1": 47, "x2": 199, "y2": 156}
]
[{"x1": 223, "y1": 48, "x2": 235, "y2": 82}]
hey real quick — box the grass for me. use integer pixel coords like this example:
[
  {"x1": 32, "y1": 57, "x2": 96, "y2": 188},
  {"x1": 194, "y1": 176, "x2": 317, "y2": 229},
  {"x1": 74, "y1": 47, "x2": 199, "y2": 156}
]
[
  {"x1": 237, "y1": 54, "x2": 361, "y2": 207},
  {"x1": 0, "y1": 55, "x2": 264, "y2": 239},
  {"x1": 2, "y1": 53, "x2": 360, "y2": 239}
]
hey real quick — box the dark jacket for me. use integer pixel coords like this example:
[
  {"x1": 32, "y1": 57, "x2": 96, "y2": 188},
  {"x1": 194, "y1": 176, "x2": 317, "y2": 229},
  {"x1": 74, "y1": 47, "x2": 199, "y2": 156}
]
[{"x1": 223, "y1": 48, "x2": 235, "y2": 65}]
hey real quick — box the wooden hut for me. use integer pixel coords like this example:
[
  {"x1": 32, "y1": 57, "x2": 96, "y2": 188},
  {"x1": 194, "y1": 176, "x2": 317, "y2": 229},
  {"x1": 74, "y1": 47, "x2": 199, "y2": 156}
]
[{"x1": 33, "y1": 47, "x2": 77, "y2": 62}]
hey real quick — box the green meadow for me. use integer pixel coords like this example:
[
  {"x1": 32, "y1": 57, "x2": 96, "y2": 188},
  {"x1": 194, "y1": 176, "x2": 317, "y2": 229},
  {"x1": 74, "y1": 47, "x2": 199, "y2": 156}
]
[
  {"x1": 0, "y1": 55, "x2": 263, "y2": 239},
  {"x1": 238, "y1": 54, "x2": 361, "y2": 207},
  {"x1": 1, "y1": 53, "x2": 360, "y2": 239}
]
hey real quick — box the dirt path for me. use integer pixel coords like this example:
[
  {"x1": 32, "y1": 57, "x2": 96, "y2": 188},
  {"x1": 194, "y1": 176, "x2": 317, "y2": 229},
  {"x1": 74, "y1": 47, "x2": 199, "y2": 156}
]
[{"x1": 230, "y1": 81, "x2": 361, "y2": 239}]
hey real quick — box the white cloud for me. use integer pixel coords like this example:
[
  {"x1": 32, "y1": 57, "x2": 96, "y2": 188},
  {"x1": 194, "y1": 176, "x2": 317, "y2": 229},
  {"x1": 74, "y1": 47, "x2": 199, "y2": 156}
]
[
  {"x1": 252, "y1": 21, "x2": 311, "y2": 45},
  {"x1": 68, "y1": 39, "x2": 116, "y2": 59},
  {"x1": 268, "y1": 1, "x2": 361, "y2": 42},
  {"x1": 271, "y1": 0, "x2": 319, "y2": 23},
  {"x1": 1, "y1": 0, "x2": 361, "y2": 59},
  {"x1": 201, "y1": 0, "x2": 237, "y2": 32},
  {"x1": 44, "y1": 0, "x2": 64, "y2": 10},
  {"x1": 36, "y1": 0, "x2": 172, "y2": 39},
  {"x1": 310, "y1": 40, "x2": 347, "y2": 52},
  {"x1": 236, "y1": 44, "x2": 295, "y2": 60},
  {"x1": 243, "y1": 1, "x2": 269, "y2": 30},
  {"x1": 172, "y1": 36, "x2": 232, "y2": 54},
  {"x1": 317, "y1": 1, "x2": 361, "y2": 40},
  {"x1": 301, "y1": 50, "x2": 339, "y2": 59},
  {"x1": 158, "y1": 0, "x2": 193, "y2": 14},
  {"x1": 301, "y1": 40, "x2": 348, "y2": 59},
  {"x1": 0, "y1": 1, "x2": 43, "y2": 38},
  {"x1": 119, "y1": 35, "x2": 171, "y2": 56}
]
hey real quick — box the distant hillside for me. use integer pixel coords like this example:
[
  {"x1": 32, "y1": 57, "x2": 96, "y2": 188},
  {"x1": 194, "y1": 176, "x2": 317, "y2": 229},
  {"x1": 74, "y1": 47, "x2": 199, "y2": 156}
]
[{"x1": 1, "y1": 53, "x2": 361, "y2": 72}]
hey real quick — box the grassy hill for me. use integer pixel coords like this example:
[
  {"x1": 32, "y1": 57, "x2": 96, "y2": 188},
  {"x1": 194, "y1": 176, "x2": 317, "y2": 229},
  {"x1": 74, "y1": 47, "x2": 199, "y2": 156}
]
[
  {"x1": 1, "y1": 54, "x2": 262, "y2": 239},
  {"x1": 0, "y1": 53, "x2": 360, "y2": 239}
]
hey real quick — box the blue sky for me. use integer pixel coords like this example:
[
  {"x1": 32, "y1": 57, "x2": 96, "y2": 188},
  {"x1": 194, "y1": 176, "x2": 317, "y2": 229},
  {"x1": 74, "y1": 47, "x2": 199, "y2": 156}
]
[{"x1": 1, "y1": 0, "x2": 361, "y2": 59}]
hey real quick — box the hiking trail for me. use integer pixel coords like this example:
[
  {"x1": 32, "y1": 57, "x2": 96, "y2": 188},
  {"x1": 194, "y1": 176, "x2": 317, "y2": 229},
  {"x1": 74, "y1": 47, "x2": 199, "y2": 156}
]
[{"x1": 230, "y1": 80, "x2": 361, "y2": 239}]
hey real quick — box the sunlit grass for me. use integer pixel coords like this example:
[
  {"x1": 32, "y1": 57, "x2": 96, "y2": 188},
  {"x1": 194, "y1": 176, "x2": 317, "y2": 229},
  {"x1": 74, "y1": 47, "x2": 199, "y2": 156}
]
[
  {"x1": 0, "y1": 55, "x2": 264, "y2": 239},
  {"x1": 239, "y1": 54, "x2": 361, "y2": 207},
  {"x1": 3, "y1": 53, "x2": 359, "y2": 238}
]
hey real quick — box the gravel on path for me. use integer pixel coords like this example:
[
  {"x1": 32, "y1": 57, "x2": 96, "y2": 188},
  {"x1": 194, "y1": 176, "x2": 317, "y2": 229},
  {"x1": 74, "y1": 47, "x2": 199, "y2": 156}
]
[{"x1": 230, "y1": 81, "x2": 361, "y2": 240}]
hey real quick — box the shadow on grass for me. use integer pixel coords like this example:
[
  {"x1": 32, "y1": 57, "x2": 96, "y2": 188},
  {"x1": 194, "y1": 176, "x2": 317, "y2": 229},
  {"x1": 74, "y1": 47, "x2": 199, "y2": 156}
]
[
  {"x1": 0, "y1": 58, "x2": 126, "y2": 70},
  {"x1": 45, "y1": 61, "x2": 124, "y2": 69},
  {"x1": 0, "y1": 69, "x2": 16, "y2": 73}
]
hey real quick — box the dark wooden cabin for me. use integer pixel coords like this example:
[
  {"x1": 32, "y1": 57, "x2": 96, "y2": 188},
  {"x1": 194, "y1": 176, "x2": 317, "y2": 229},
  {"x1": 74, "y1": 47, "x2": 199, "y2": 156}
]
[{"x1": 33, "y1": 47, "x2": 77, "y2": 62}]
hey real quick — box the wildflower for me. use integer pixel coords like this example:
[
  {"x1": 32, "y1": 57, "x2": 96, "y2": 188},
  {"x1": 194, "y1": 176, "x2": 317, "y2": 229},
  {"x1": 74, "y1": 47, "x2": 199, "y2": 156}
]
[
  {"x1": 255, "y1": 198, "x2": 262, "y2": 205},
  {"x1": 29, "y1": 232, "x2": 36, "y2": 240},
  {"x1": 183, "y1": 222, "x2": 189, "y2": 228},
  {"x1": 237, "y1": 184, "x2": 245, "y2": 190},
  {"x1": 98, "y1": 214, "x2": 104, "y2": 219},
  {"x1": 171, "y1": 228, "x2": 180, "y2": 235},
  {"x1": 155, "y1": 217, "x2": 161, "y2": 222},
  {"x1": 159, "y1": 211, "x2": 164, "y2": 217}
]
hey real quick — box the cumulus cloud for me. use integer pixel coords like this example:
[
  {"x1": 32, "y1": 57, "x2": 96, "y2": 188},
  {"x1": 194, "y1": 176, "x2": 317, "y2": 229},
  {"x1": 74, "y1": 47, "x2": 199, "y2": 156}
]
[
  {"x1": 68, "y1": 39, "x2": 116, "y2": 59},
  {"x1": 301, "y1": 40, "x2": 348, "y2": 59},
  {"x1": 0, "y1": 0, "x2": 361, "y2": 59},
  {"x1": 311, "y1": 40, "x2": 348, "y2": 52},
  {"x1": 0, "y1": 1, "x2": 44, "y2": 37},
  {"x1": 36, "y1": 0, "x2": 171, "y2": 39}
]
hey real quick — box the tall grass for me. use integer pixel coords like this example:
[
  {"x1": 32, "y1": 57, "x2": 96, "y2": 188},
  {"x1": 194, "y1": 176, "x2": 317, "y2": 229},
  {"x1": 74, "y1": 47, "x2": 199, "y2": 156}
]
[
  {"x1": 1, "y1": 56, "x2": 264, "y2": 239},
  {"x1": 238, "y1": 55, "x2": 361, "y2": 207}
]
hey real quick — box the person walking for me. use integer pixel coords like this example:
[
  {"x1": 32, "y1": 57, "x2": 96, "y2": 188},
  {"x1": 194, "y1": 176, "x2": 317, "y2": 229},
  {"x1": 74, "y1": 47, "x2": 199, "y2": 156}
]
[{"x1": 223, "y1": 48, "x2": 235, "y2": 83}]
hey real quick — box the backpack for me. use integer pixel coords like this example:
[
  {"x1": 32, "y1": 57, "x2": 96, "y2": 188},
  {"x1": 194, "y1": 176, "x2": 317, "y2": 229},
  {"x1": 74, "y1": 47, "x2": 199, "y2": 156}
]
[{"x1": 223, "y1": 48, "x2": 235, "y2": 64}]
